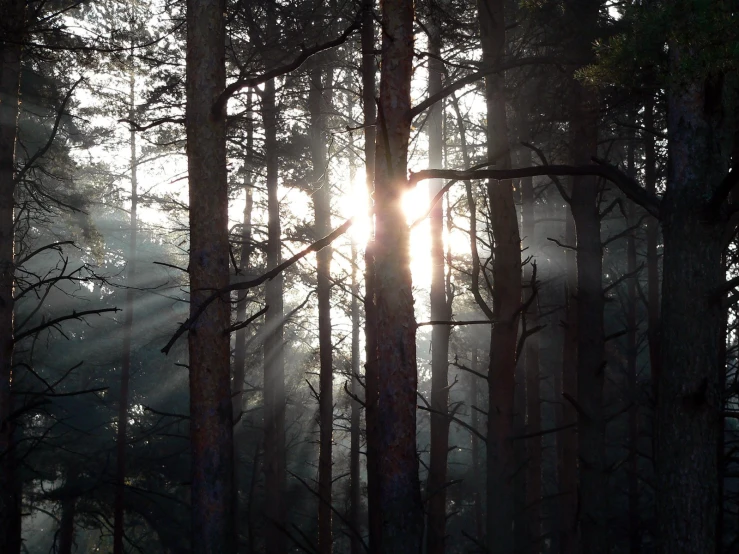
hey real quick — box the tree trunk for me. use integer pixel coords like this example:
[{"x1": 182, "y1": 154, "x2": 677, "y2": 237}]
[
  {"x1": 232, "y1": 90, "x2": 254, "y2": 423},
  {"x1": 558, "y1": 204, "x2": 578, "y2": 554},
  {"x1": 114, "y1": 67, "x2": 139, "y2": 554},
  {"x1": 566, "y1": 1, "x2": 606, "y2": 550},
  {"x1": 263, "y1": 74, "x2": 287, "y2": 554},
  {"x1": 425, "y1": 23, "x2": 451, "y2": 554},
  {"x1": 655, "y1": 42, "x2": 729, "y2": 554},
  {"x1": 185, "y1": 0, "x2": 234, "y2": 550},
  {"x1": 57, "y1": 477, "x2": 78, "y2": 554},
  {"x1": 361, "y1": 0, "x2": 380, "y2": 549},
  {"x1": 309, "y1": 59, "x2": 334, "y2": 554},
  {"x1": 477, "y1": 0, "x2": 522, "y2": 551},
  {"x1": 372, "y1": 0, "x2": 423, "y2": 550},
  {"x1": 350, "y1": 240, "x2": 362, "y2": 554},
  {"x1": 521, "y1": 142, "x2": 541, "y2": 554},
  {"x1": 626, "y1": 133, "x2": 641, "y2": 554},
  {"x1": 643, "y1": 98, "x2": 660, "y2": 402},
  {"x1": 0, "y1": 3, "x2": 24, "y2": 551}
]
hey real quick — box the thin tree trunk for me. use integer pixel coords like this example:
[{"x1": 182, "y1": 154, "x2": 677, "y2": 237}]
[
  {"x1": 309, "y1": 59, "x2": 334, "y2": 554},
  {"x1": 57, "y1": 475, "x2": 78, "y2": 554},
  {"x1": 477, "y1": 0, "x2": 522, "y2": 551},
  {"x1": 185, "y1": 0, "x2": 234, "y2": 550},
  {"x1": 469, "y1": 350, "x2": 483, "y2": 542},
  {"x1": 361, "y1": 0, "x2": 380, "y2": 549},
  {"x1": 114, "y1": 65, "x2": 139, "y2": 554},
  {"x1": 655, "y1": 40, "x2": 728, "y2": 554},
  {"x1": 521, "y1": 141, "x2": 541, "y2": 554},
  {"x1": 558, "y1": 204, "x2": 578, "y2": 554},
  {"x1": 263, "y1": 73, "x2": 286, "y2": 554},
  {"x1": 643, "y1": 98, "x2": 660, "y2": 402},
  {"x1": 232, "y1": 90, "x2": 254, "y2": 423},
  {"x1": 372, "y1": 0, "x2": 423, "y2": 550},
  {"x1": 425, "y1": 23, "x2": 451, "y2": 554},
  {"x1": 626, "y1": 132, "x2": 641, "y2": 554},
  {"x1": 0, "y1": 3, "x2": 24, "y2": 551},
  {"x1": 350, "y1": 240, "x2": 362, "y2": 554}
]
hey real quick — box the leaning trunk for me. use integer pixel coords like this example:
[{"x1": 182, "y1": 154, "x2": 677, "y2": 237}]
[{"x1": 185, "y1": 0, "x2": 234, "y2": 550}]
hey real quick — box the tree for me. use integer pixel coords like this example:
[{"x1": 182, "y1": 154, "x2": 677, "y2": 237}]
[{"x1": 185, "y1": 0, "x2": 235, "y2": 550}]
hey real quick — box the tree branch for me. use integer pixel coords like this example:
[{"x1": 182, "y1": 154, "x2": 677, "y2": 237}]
[
  {"x1": 161, "y1": 219, "x2": 352, "y2": 354},
  {"x1": 212, "y1": 18, "x2": 361, "y2": 117},
  {"x1": 14, "y1": 308, "x2": 120, "y2": 343}
]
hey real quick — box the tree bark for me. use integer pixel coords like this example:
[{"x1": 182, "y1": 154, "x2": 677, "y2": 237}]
[
  {"x1": 424, "y1": 23, "x2": 451, "y2": 554},
  {"x1": 558, "y1": 204, "x2": 578, "y2": 554},
  {"x1": 263, "y1": 74, "x2": 287, "y2": 554},
  {"x1": 477, "y1": 0, "x2": 522, "y2": 550},
  {"x1": 0, "y1": 3, "x2": 24, "y2": 551},
  {"x1": 566, "y1": 1, "x2": 606, "y2": 550},
  {"x1": 350, "y1": 241, "x2": 362, "y2": 554},
  {"x1": 232, "y1": 90, "x2": 254, "y2": 423},
  {"x1": 185, "y1": 0, "x2": 234, "y2": 550},
  {"x1": 626, "y1": 132, "x2": 641, "y2": 554},
  {"x1": 371, "y1": 0, "x2": 423, "y2": 550},
  {"x1": 655, "y1": 41, "x2": 729, "y2": 554},
  {"x1": 361, "y1": 0, "x2": 380, "y2": 549},
  {"x1": 309, "y1": 58, "x2": 334, "y2": 554},
  {"x1": 114, "y1": 65, "x2": 139, "y2": 554},
  {"x1": 521, "y1": 140, "x2": 541, "y2": 554}
]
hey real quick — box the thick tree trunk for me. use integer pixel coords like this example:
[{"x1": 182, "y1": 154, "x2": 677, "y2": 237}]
[
  {"x1": 655, "y1": 43, "x2": 728, "y2": 554},
  {"x1": 114, "y1": 70, "x2": 139, "y2": 554},
  {"x1": 371, "y1": 0, "x2": 423, "y2": 550},
  {"x1": 185, "y1": 0, "x2": 234, "y2": 551},
  {"x1": 570, "y1": 89, "x2": 607, "y2": 554},
  {"x1": 566, "y1": 1, "x2": 606, "y2": 550},
  {"x1": 361, "y1": 0, "x2": 381, "y2": 549},
  {"x1": 425, "y1": 24, "x2": 451, "y2": 554},
  {"x1": 309, "y1": 60, "x2": 334, "y2": 554},
  {"x1": 0, "y1": 3, "x2": 24, "y2": 551},
  {"x1": 521, "y1": 145, "x2": 541, "y2": 554},
  {"x1": 477, "y1": 0, "x2": 522, "y2": 551},
  {"x1": 263, "y1": 75, "x2": 287, "y2": 554}
]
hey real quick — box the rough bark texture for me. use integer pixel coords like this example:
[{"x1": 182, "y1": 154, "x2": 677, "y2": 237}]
[
  {"x1": 309, "y1": 59, "x2": 334, "y2": 554},
  {"x1": 372, "y1": 0, "x2": 423, "y2": 550},
  {"x1": 425, "y1": 24, "x2": 451, "y2": 554},
  {"x1": 477, "y1": 0, "x2": 522, "y2": 550},
  {"x1": 263, "y1": 75, "x2": 287, "y2": 554},
  {"x1": 185, "y1": 0, "x2": 235, "y2": 551},
  {"x1": 361, "y1": 0, "x2": 380, "y2": 549},
  {"x1": 655, "y1": 43, "x2": 729, "y2": 554},
  {"x1": 0, "y1": 3, "x2": 24, "y2": 551},
  {"x1": 114, "y1": 70, "x2": 139, "y2": 554}
]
